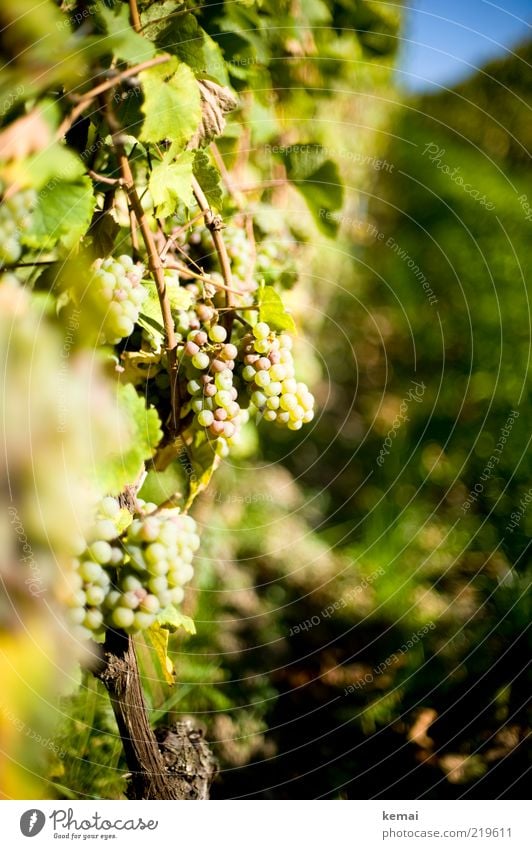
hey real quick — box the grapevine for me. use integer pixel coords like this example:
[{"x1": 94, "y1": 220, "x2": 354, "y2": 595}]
[{"x1": 0, "y1": 0, "x2": 328, "y2": 800}]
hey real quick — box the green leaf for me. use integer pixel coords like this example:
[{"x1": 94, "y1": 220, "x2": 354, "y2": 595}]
[
  {"x1": 149, "y1": 151, "x2": 195, "y2": 216},
  {"x1": 277, "y1": 144, "x2": 344, "y2": 236},
  {"x1": 156, "y1": 606, "x2": 196, "y2": 635},
  {"x1": 98, "y1": 384, "x2": 162, "y2": 495},
  {"x1": 19, "y1": 143, "x2": 85, "y2": 190},
  {"x1": 193, "y1": 150, "x2": 222, "y2": 208},
  {"x1": 258, "y1": 285, "x2": 296, "y2": 333},
  {"x1": 23, "y1": 176, "x2": 95, "y2": 250},
  {"x1": 139, "y1": 57, "x2": 201, "y2": 147},
  {"x1": 95, "y1": 1, "x2": 155, "y2": 64},
  {"x1": 138, "y1": 462, "x2": 188, "y2": 512},
  {"x1": 142, "y1": 278, "x2": 193, "y2": 323},
  {"x1": 137, "y1": 314, "x2": 165, "y2": 353},
  {"x1": 88, "y1": 211, "x2": 119, "y2": 257},
  {"x1": 145, "y1": 9, "x2": 229, "y2": 86}
]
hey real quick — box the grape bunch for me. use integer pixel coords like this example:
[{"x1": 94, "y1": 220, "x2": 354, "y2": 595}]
[
  {"x1": 66, "y1": 496, "x2": 127, "y2": 641},
  {"x1": 0, "y1": 187, "x2": 36, "y2": 266},
  {"x1": 106, "y1": 506, "x2": 199, "y2": 633},
  {"x1": 66, "y1": 498, "x2": 199, "y2": 638},
  {"x1": 240, "y1": 323, "x2": 315, "y2": 431},
  {"x1": 87, "y1": 255, "x2": 147, "y2": 344},
  {"x1": 180, "y1": 324, "x2": 243, "y2": 440}
]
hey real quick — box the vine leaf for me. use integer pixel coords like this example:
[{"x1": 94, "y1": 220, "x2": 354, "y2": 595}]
[
  {"x1": 186, "y1": 429, "x2": 222, "y2": 509},
  {"x1": 187, "y1": 79, "x2": 238, "y2": 149},
  {"x1": 156, "y1": 606, "x2": 196, "y2": 635},
  {"x1": 146, "y1": 9, "x2": 230, "y2": 86},
  {"x1": 89, "y1": 211, "x2": 120, "y2": 257},
  {"x1": 98, "y1": 384, "x2": 162, "y2": 495},
  {"x1": 23, "y1": 176, "x2": 95, "y2": 250},
  {"x1": 119, "y1": 349, "x2": 162, "y2": 385},
  {"x1": 138, "y1": 462, "x2": 188, "y2": 512},
  {"x1": 95, "y1": 1, "x2": 155, "y2": 64},
  {"x1": 149, "y1": 151, "x2": 195, "y2": 216},
  {"x1": 144, "y1": 624, "x2": 175, "y2": 685},
  {"x1": 258, "y1": 284, "x2": 296, "y2": 333},
  {"x1": 193, "y1": 150, "x2": 222, "y2": 208},
  {"x1": 139, "y1": 57, "x2": 201, "y2": 147},
  {"x1": 142, "y1": 278, "x2": 193, "y2": 318}
]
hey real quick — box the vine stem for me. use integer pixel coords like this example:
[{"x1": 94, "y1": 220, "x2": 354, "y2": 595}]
[
  {"x1": 96, "y1": 628, "x2": 169, "y2": 799},
  {"x1": 129, "y1": 0, "x2": 142, "y2": 32},
  {"x1": 191, "y1": 175, "x2": 236, "y2": 334},
  {"x1": 107, "y1": 108, "x2": 179, "y2": 432},
  {"x1": 57, "y1": 55, "x2": 171, "y2": 140}
]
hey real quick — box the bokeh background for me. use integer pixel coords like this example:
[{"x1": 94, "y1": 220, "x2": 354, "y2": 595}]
[{"x1": 2, "y1": 0, "x2": 530, "y2": 799}]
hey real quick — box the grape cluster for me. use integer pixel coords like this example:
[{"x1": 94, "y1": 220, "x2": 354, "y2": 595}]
[
  {"x1": 0, "y1": 188, "x2": 36, "y2": 266},
  {"x1": 181, "y1": 324, "x2": 243, "y2": 439},
  {"x1": 67, "y1": 498, "x2": 199, "y2": 638},
  {"x1": 107, "y1": 506, "x2": 199, "y2": 633},
  {"x1": 66, "y1": 496, "x2": 126, "y2": 641},
  {"x1": 89, "y1": 255, "x2": 147, "y2": 344},
  {"x1": 240, "y1": 323, "x2": 315, "y2": 431}
]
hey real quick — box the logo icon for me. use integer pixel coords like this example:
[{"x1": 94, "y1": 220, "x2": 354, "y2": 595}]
[{"x1": 20, "y1": 810, "x2": 46, "y2": 837}]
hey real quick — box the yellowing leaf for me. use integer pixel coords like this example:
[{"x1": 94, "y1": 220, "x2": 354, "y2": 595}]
[
  {"x1": 156, "y1": 606, "x2": 196, "y2": 635},
  {"x1": 144, "y1": 624, "x2": 175, "y2": 684}
]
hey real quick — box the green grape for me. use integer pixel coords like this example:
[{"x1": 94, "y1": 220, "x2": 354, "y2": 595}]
[
  {"x1": 238, "y1": 328, "x2": 315, "y2": 431},
  {"x1": 82, "y1": 255, "x2": 147, "y2": 345}
]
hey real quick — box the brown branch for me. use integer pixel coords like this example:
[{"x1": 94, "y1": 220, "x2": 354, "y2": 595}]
[
  {"x1": 191, "y1": 174, "x2": 236, "y2": 334},
  {"x1": 106, "y1": 106, "x2": 179, "y2": 432},
  {"x1": 160, "y1": 212, "x2": 204, "y2": 261},
  {"x1": 162, "y1": 261, "x2": 243, "y2": 296},
  {"x1": 57, "y1": 55, "x2": 171, "y2": 140},
  {"x1": 129, "y1": 0, "x2": 142, "y2": 33},
  {"x1": 87, "y1": 169, "x2": 121, "y2": 186}
]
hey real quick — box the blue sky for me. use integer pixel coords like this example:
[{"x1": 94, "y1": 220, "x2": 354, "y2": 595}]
[{"x1": 397, "y1": 0, "x2": 532, "y2": 91}]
